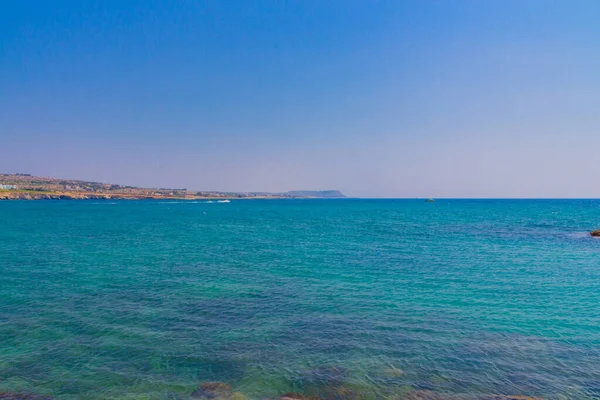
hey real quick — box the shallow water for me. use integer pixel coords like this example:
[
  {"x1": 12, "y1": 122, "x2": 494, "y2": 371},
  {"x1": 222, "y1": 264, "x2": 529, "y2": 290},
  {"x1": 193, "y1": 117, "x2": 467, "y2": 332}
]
[{"x1": 1, "y1": 199, "x2": 599, "y2": 399}]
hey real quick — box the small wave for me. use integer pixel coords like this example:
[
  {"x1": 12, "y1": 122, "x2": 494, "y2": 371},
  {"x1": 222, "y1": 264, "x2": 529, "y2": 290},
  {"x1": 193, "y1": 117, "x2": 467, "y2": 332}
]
[
  {"x1": 567, "y1": 231, "x2": 597, "y2": 239},
  {"x1": 155, "y1": 200, "x2": 229, "y2": 204},
  {"x1": 157, "y1": 201, "x2": 195, "y2": 204},
  {"x1": 157, "y1": 201, "x2": 212, "y2": 204},
  {"x1": 92, "y1": 202, "x2": 117, "y2": 205}
]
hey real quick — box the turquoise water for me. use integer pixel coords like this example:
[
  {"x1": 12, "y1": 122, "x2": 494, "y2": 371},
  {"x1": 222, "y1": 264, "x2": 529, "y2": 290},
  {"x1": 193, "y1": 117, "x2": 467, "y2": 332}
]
[{"x1": 1, "y1": 199, "x2": 600, "y2": 399}]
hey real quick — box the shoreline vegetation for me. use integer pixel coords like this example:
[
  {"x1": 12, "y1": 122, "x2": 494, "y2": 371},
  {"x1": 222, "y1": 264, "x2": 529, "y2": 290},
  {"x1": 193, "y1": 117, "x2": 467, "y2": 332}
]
[{"x1": 0, "y1": 173, "x2": 345, "y2": 201}]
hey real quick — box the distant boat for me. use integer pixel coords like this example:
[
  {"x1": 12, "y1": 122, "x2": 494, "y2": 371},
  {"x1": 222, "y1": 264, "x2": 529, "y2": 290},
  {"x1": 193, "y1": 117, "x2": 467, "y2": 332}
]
[{"x1": 425, "y1": 198, "x2": 435, "y2": 203}]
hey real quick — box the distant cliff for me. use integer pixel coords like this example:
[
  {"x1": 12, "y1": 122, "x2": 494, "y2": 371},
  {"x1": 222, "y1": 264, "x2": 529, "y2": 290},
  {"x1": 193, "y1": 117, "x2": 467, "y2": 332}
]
[{"x1": 285, "y1": 190, "x2": 346, "y2": 198}]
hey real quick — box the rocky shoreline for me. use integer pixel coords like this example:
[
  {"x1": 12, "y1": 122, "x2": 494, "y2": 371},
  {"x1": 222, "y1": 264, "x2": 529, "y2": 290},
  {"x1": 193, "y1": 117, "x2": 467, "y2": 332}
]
[
  {"x1": 0, "y1": 192, "x2": 218, "y2": 201},
  {"x1": 0, "y1": 192, "x2": 285, "y2": 201}
]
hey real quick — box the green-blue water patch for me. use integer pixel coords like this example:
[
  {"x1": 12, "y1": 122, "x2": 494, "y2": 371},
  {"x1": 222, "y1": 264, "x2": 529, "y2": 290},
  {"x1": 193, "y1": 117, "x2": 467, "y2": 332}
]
[{"x1": 1, "y1": 199, "x2": 600, "y2": 399}]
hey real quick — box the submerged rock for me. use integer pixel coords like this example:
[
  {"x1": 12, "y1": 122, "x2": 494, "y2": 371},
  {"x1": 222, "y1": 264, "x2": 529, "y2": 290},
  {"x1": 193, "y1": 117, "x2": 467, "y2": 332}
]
[
  {"x1": 285, "y1": 386, "x2": 365, "y2": 400},
  {"x1": 318, "y1": 386, "x2": 364, "y2": 400},
  {"x1": 191, "y1": 382, "x2": 232, "y2": 399},
  {"x1": 400, "y1": 390, "x2": 453, "y2": 400},
  {"x1": 480, "y1": 396, "x2": 543, "y2": 400},
  {"x1": 279, "y1": 393, "x2": 317, "y2": 400},
  {"x1": 0, "y1": 393, "x2": 52, "y2": 400},
  {"x1": 591, "y1": 229, "x2": 600, "y2": 237},
  {"x1": 399, "y1": 393, "x2": 543, "y2": 400},
  {"x1": 190, "y1": 382, "x2": 247, "y2": 400}
]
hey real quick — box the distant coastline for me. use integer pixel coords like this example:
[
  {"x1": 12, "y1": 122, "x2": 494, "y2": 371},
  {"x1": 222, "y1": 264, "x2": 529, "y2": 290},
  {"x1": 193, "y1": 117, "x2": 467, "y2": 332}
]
[{"x1": 0, "y1": 173, "x2": 345, "y2": 201}]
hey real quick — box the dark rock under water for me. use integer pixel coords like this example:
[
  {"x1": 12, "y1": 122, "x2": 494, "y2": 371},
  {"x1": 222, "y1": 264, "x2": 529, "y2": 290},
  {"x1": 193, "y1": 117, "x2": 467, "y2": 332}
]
[
  {"x1": 191, "y1": 382, "x2": 234, "y2": 399},
  {"x1": 0, "y1": 393, "x2": 53, "y2": 400},
  {"x1": 0, "y1": 386, "x2": 546, "y2": 400}
]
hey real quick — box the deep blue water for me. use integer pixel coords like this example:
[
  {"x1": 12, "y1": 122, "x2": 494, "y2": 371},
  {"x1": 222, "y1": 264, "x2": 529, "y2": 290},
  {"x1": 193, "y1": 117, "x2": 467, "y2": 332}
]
[{"x1": 1, "y1": 199, "x2": 600, "y2": 399}]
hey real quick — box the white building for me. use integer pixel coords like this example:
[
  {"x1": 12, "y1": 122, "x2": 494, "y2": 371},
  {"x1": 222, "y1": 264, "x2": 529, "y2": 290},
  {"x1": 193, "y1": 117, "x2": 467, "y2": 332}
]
[{"x1": 0, "y1": 184, "x2": 17, "y2": 190}]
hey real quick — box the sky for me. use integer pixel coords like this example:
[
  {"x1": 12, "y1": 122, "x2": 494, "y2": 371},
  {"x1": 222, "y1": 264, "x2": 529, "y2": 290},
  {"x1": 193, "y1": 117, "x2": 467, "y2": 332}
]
[{"x1": 1, "y1": 0, "x2": 599, "y2": 198}]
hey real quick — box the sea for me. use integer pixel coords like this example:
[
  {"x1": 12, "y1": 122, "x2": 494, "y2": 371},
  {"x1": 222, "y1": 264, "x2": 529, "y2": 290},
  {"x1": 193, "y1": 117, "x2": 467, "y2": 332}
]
[{"x1": 1, "y1": 199, "x2": 599, "y2": 399}]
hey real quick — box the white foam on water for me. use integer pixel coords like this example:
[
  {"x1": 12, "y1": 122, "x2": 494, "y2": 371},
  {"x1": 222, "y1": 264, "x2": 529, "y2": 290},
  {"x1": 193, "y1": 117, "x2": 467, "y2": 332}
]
[{"x1": 154, "y1": 200, "x2": 230, "y2": 204}]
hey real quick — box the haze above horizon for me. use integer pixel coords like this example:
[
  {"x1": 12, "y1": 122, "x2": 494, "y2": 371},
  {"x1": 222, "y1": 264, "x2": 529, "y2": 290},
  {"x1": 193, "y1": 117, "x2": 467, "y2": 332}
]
[{"x1": 2, "y1": 1, "x2": 599, "y2": 198}]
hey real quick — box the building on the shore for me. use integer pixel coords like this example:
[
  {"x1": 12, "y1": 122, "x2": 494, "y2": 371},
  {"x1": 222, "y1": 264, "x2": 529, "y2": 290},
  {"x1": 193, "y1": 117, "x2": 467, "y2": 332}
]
[{"x1": 0, "y1": 184, "x2": 17, "y2": 190}]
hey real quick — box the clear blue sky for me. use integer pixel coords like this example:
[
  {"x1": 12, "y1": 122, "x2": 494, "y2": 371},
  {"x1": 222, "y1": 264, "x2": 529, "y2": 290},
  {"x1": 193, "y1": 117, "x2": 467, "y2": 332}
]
[{"x1": 1, "y1": 1, "x2": 599, "y2": 197}]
